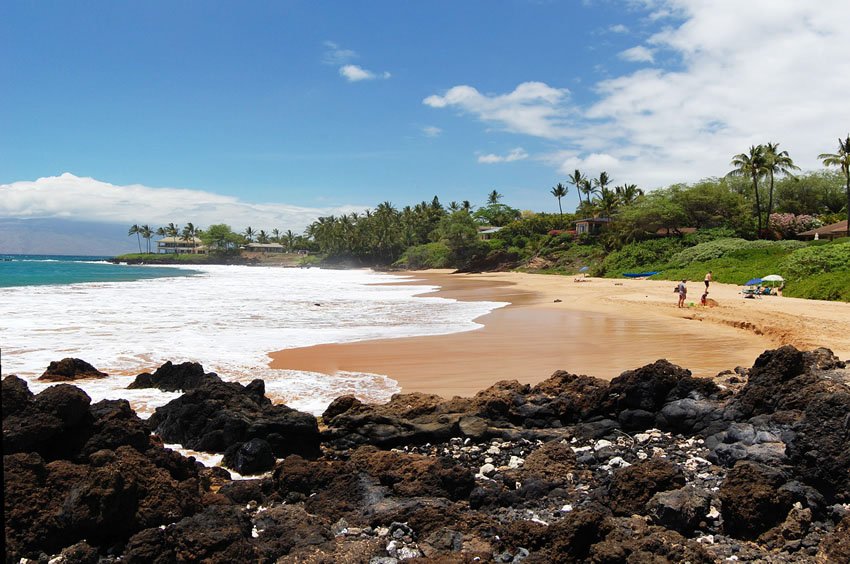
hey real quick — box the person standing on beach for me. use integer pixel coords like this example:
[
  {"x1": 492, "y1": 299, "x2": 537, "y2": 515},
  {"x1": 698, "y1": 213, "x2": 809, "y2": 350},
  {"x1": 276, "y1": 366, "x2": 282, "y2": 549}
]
[
  {"x1": 677, "y1": 280, "x2": 687, "y2": 308},
  {"x1": 704, "y1": 271, "x2": 712, "y2": 290}
]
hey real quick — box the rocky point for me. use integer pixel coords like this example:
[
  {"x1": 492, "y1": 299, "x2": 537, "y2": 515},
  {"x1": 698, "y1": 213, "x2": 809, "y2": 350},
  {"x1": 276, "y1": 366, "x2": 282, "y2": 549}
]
[{"x1": 3, "y1": 345, "x2": 849, "y2": 563}]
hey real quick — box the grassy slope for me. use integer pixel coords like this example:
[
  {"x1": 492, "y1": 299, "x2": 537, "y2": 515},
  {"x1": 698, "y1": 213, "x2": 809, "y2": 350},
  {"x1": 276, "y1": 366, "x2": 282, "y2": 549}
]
[{"x1": 636, "y1": 242, "x2": 850, "y2": 302}]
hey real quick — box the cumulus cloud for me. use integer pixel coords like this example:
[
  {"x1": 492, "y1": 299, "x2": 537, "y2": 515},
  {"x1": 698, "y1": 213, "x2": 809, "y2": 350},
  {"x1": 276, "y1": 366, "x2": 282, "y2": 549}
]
[
  {"x1": 619, "y1": 45, "x2": 654, "y2": 63},
  {"x1": 423, "y1": 82, "x2": 572, "y2": 139},
  {"x1": 422, "y1": 125, "x2": 442, "y2": 137},
  {"x1": 478, "y1": 148, "x2": 529, "y2": 164},
  {"x1": 609, "y1": 24, "x2": 629, "y2": 33},
  {"x1": 339, "y1": 64, "x2": 391, "y2": 82},
  {"x1": 0, "y1": 173, "x2": 365, "y2": 232},
  {"x1": 426, "y1": 0, "x2": 850, "y2": 189}
]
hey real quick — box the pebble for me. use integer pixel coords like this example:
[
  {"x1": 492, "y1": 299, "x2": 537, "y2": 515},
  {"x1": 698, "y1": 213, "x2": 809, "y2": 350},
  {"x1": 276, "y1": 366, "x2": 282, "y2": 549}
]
[{"x1": 594, "y1": 439, "x2": 613, "y2": 450}]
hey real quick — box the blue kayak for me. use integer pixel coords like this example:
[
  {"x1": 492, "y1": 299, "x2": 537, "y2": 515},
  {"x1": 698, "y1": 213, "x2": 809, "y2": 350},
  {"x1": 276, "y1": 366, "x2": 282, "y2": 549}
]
[{"x1": 623, "y1": 271, "x2": 660, "y2": 278}]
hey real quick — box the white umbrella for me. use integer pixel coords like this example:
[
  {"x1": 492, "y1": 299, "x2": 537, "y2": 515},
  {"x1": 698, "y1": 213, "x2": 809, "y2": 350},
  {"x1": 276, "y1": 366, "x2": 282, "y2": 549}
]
[{"x1": 762, "y1": 274, "x2": 784, "y2": 282}]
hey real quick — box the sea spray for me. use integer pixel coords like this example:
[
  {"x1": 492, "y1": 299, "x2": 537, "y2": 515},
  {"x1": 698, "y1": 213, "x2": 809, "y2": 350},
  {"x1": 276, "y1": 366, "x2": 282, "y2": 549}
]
[{"x1": 1, "y1": 265, "x2": 506, "y2": 414}]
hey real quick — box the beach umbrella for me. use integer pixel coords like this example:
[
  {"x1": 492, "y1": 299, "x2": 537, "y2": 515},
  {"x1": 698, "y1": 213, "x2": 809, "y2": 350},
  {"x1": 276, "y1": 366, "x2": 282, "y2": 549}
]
[
  {"x1": 761, "y1": 274, "x2": 784, "y2": 282},
  {"x1": 744, "y1": 278, "x2": 762, "y2": 286},
  {"x1": 579, "y1": 266, "x2": 590, "y2": 272}
]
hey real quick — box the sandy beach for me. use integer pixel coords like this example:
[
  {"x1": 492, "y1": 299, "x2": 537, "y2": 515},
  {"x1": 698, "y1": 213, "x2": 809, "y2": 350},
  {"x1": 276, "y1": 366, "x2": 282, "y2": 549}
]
[{"x1": 269, "y1": 271, "x2": 850, "y2": 398}]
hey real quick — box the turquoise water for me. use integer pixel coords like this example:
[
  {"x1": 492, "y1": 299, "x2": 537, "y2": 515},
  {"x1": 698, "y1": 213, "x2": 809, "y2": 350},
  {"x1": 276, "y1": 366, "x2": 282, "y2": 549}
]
[{"x1": 0, "y1": 255, "x2": 197, "y2": 287}]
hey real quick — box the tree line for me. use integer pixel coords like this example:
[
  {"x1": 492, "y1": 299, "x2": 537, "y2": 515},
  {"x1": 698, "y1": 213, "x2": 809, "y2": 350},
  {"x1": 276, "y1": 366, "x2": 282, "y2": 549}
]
[
  {"x1": 130, "y1": 134, "x2": 849, "y2": 262},
  {"x1": 127, "y1": 222, "x2": 310, "y2": 254}
]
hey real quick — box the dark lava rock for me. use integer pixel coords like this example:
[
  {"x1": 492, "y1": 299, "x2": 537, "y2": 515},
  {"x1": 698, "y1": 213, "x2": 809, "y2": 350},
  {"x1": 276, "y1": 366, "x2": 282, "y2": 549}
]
[
  {"x1": 128, "y1": 360, "x2": 220, "y2": 391},
  {"x1": 123, "y1": 505, "x2": 258, "y2": 563},
  {"x1": 222, "y1": 438, "x2": 276, "y2": 475},
  {"x1": 588, "y1": 516, "x2": 714, "y2": 564},
  {"x1": 148, "y1": 379, "x2": 320, "y2": 459},
  {"x1": 646, "y1": 485, "x2": 713, "y2": 534},
  {"x1": 322, "y1": 392, "x2": 462, "y2": 449},
  {"x1": 350, "y1": 446, "x2": 475, "y2": 500},
  {"x1": 39, "y1": 358, "x2": 108, "y2": 381},
  {"x1": 3, "y1": 377, "x2": 207, "y2": 562},
  {"x1": 252, "y1": 504, "x2": 333, "y2": 560},
  {"x1": 606, "y1": 458, "x2": 686, "y2": 516},
  {"x1": 502, "y1": 505, "x2": 613, "y2": 563},
  {"x1": 520, "y1": 440, "x2": 577, "y2": 487},
  {"x1": 719, "y1": 460, "x2": 795, "y2": 540},
  {"x1": 600, "y1": 360, "x2": 720, "y2": 431},
  {"x1": 2, "y1": 374, "x2": 35, "y2": 416},
  {"x1": 820, "y1": 514, "x2": 850, "y2": 562},
  {"x1": 4, "y1": 446, "x2": 203, "y2": 560}
]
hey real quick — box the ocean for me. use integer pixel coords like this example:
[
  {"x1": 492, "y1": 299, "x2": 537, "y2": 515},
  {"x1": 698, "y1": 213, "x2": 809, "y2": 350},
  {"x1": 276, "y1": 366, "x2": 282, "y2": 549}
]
[
  {"x1": 0, "y1": 256, "x2": 505, "y2": 416},
  {"x1": 0, "y1": 254, "x2": 197, "y2": 287}
]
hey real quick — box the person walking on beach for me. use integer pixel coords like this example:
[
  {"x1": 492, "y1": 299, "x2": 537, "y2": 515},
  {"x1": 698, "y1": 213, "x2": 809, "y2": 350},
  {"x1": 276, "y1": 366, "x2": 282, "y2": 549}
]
[
  {"x1": 677, "y1": 279, "x2": 687, "y2": 308},
  {"x1": 704, "y1": 271, "x2": 712, "y2": 290}
]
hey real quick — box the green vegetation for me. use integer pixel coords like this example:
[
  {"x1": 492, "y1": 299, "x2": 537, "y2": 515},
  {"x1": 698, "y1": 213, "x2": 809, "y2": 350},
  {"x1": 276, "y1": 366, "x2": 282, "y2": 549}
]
[{"x1": 119, "y1": 134, "x2": 849, "y2": 301}]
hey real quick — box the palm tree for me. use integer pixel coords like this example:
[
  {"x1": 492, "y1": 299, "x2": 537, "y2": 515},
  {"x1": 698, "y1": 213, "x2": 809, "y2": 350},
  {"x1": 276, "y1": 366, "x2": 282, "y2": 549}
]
[
  {"x1": 165, "y1": 223, "x2": 180, "y2": 253},
  {"x1": 140, "y1": 224, "x2": 153, "y2": 253},
  {"x1": 155, "y1": 226, "x2": 166, "y2": 253},
  {"x1": 285, "y1": 229, "x2": 295, "y2": 251},
  {"x1": 243, "y1": 226, "x2": 255, "y2": 243},
  {"x1": 487, "y1": 190, "x2": 503, "y2": 205},
  {"x1": 461, "y1": 200, "x2": 472, "y2": 213},
  {"x1": 271, "y1": 228, "x2": 281, "y2": 243},
  {"x1": 728, "y1": 145, "x2": 769, "y2": 237},
  {"x1": 181, "y1": 222, "x2": 197, "y2": 253},
  {"x1": 567, "y1": 169, "x2": 590, "y2": 205},
  {"x1": 448, "y1": 201, "x2": 461, "y2": 212},
  {"x1": 592, "y1": 172, "x2": 611, "y2": 199},
  {"x1": 596, "y1": 187, "x2": 619, "y2": 219},
  {"x1": 128, "y1": 224, "x2": 142, "y2": 253},
  {"x1": 257, "y1": 230, "x2": 270, "y2": 244},
  {"x1": 615, "y1": 183, "x2": 644, "y2": 206},
  {"x1": 580, "y1": 179, "x2": 594, "y2": 207},
  {"x1": 764, "y1": 142, "x2": 799, "y2": 225},
  {"x1": 550, "y1": 183, "x2": 568, "y2": 216},
  {"x1": 819, "y1": 135, "x2": 850, "y2": 237}
]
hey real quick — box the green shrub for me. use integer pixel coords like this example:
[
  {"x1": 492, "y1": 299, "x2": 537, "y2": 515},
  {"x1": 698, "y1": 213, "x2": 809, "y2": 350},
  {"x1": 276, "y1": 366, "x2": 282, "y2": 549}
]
[
  {"x1": 668, "y1": 238, "x2": 805, "y2": 266},
  {"x1": 779, "y1": 242, "x2": 850, "y2": 280},
  {"x1": 600, "y1": 238, "x2": 686, "y2": 276},
  {"x1": 783, "y1": 271, "x2": 850, "y2": 302},
  {"x1": 394, "y1": 242, "x2": 451, "y2": 269}
]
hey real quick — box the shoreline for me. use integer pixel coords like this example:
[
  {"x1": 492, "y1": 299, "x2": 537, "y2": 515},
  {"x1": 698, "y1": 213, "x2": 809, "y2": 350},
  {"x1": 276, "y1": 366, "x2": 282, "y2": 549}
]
[{"x1": 269, "y1": 270, "x2": 850, "y2": 398}]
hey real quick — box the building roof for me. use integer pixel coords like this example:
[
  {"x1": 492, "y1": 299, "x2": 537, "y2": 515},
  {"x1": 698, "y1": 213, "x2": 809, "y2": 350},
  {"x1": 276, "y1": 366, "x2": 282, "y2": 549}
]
[
  {"x1": 574, "y1": 217, "x2": 612, "y2": 224},
  {"x1": 245, "y1": 242, "x2": 285, "y2": 248},
  {"x1": 157, "y1": 236, "x2": 203, "y2": 244},
  {"x1": 798, "y1": 220, "x2": 849, "y2": 237},
  {"x1": 477, "y1": 227, "x2": 503, "y2": 234}
]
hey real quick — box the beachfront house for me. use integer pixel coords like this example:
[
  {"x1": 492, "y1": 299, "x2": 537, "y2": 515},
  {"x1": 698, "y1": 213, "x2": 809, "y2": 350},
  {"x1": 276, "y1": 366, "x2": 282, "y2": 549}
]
[
  {"x1": 244, "y1": 242, "x2": 286, "y2": 253},
  {"x1": 798, "y1": 220, "x2": 849, "y2": 241},
  {"x1": 156, "y1": 236, "x2": 207, "y2": 254},
  {"x1": 477, "y1": 226, "x2": 503, "y2": 240},
  {"x1": 573, "y1": 217, "x2": 611, "y2": 236}
]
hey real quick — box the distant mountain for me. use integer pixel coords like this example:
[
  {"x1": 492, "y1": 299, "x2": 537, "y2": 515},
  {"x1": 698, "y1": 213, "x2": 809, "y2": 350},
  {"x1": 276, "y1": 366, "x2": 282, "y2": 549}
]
[{"x1": 0, "y1": 218, "x2": 139, "y2": 256}]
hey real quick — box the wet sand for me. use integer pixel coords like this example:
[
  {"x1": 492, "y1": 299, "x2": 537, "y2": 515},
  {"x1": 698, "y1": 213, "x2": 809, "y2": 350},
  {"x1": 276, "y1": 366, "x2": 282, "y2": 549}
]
[{"x1": 268, "y1": 271, "x2": 850, "y2": 398}]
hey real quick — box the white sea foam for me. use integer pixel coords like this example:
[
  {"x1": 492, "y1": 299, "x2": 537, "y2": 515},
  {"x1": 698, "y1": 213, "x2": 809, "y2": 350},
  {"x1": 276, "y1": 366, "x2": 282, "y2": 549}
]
[{"x1": 0, "y1": 266, "x2": 506, "y2": 415}]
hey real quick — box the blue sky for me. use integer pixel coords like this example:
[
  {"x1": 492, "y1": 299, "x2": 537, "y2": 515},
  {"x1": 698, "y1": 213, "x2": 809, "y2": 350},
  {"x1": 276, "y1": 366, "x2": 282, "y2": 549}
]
[{"x1": 2, "y1": 1, "x2": 848, "y2": 232}]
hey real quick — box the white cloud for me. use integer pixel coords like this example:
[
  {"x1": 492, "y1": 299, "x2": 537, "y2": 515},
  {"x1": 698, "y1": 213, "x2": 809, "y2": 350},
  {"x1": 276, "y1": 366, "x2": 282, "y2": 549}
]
[
  {"x1": 609, "y1": 24, "x2": 629, "y2": 33},
  {"x1": 478, "y1": 147, "x2": 529, "y2": 164},
  {"x1": 426, "y1": 0, "x2": 850, "y2": 189},
  {"x1": 423, "y1": 82, "x2": 572, "y2": 139},
  {"x1": 619, "y1": 45, "x2": 654, "y2": 63},
  {"x1": 0, "y1": 173, "x2": 365, "y2": 232},
  {"x1": 322, "y1": 41, "x2": 357, "y2": 65},
  {"x1": 422, "y1": 125, "x2": 442, "y2": 137},
  {"x1": 339, "y1": 64, "x2": 391, "y2": 82}
]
